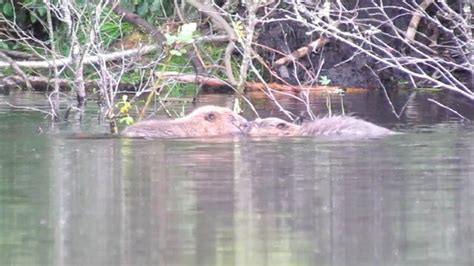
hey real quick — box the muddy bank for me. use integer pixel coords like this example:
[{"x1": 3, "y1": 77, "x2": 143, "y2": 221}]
[{"x1": 256, "y1": 0, "x2": 472, "y2": 89}]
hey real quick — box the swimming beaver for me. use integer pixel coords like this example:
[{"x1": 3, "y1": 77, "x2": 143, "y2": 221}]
[
  {"x1": 246, "y1": 116, "x2": 398, "y2": 138},
  {"x1": 122, "y1": 105, "x2": 248, "y2": 138}
]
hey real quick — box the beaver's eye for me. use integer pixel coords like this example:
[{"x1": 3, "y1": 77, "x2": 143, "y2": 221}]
[
  {"x1": 276, "y1": 123, "x2": 288, "y2": 129},
  {"x1": 205, "y1": 112, "x2": 216, "y2": 122}
]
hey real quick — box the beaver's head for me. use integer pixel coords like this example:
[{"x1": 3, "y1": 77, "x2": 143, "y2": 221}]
[
  {"x1": 246, "y1": 117, "x2": 301, "y2": 137},
  {"x1": 185, "y1": 105, "x2": 249, "y2": 137}
]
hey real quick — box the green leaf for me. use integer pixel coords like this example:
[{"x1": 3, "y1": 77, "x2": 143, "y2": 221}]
[
  {"x1": 37, "y1": 6, "x2": 47, "y2": 17},
  {"x1": 119, "y1": 116, "x2": 134, "y2": 125},
  {"x1": 181, "y1": 23, "x2": 197, "y2": 34},
  {"x1": 319, "y1": 75, "x2": 332, "y2": 85},
  {"x1": 150, "y1": 0, "x2": 161, "y2": 12},
  {"x1": 137, "y1": 1, "x2": 149, "y2": 17},
  {"x1": 177, "y1": 23, "x2": 197, "y2": 43},
  {"x1": 165, "y1": 33, "x2": 177, "y2": 45},
  {"x1": 0, "y1": 41, "x2": 8, "y2": 49},
  {"x1": 3, "y1": 3, "x2": 13, "y2": 17},
  {"x1": 170, "y1": 49, "x2": 183, "y2": 56}
]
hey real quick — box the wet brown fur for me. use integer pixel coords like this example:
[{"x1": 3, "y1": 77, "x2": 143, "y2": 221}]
[
  {"x1": 122, "y1": 105, "x2": 248, "y2": 138},
  {"x1": 246, "y1": 116, "x2": 398, "y2": 138}
]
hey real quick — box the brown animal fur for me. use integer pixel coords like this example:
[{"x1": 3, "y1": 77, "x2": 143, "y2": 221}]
[
  {"x1": 122, "y1": 105, "x2": 248, "y2": 138},
  {"x1": 246, "y1": 116, "x2": 398, "y2": 138}
]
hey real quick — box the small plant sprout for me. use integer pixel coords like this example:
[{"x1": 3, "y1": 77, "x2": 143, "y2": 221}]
[
  {"x1": 116, "y1": 95, "x2": 134, "y2": 125},
  {"x1": 319, "y1": 75, "x2": 332, "y2": 85}
]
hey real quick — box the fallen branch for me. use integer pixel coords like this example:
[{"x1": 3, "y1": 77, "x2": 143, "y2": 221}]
[
  {"x1": 0, "y1": 44, "x2": 158, "y2": 69},
  {"x1": 427, "y1": 98, "x2": 470, "y2": 121},
  {"x1": 272, "y1": 37, "x2": 329, "y2": 67},
  {"x1": 0, "y1": 75, "x2": 134, "y2": 92},
  {"x1": 0, "y1": 49, "x2": 40, "y2": 60},
  {"x1": 156, "y1": 71, "x2": 370, "y2": 93}
]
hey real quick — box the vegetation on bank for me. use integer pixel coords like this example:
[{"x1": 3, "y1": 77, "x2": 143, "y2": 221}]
[{"x1": 0, "y1": 0, "x2": 472, "y2": 131}]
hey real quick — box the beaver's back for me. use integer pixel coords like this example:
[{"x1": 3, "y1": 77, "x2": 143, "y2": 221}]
[
  {"x1": 121, "y1": 120, "x2": 188, "y2": 138},
  {"x1": 300, "y1": 116, "x2": 397, "y2": 137}
]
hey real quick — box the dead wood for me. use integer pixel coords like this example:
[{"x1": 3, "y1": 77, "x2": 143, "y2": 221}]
[
  {"x1": 155, "y1": 71, "x2": 370, "y2": 93},
  {"x1": 272, "y1": 37, "x2": 329, "y2": 67}
]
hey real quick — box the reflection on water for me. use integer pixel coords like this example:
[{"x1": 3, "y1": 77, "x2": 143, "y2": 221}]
[{"x1": 0, "y1": 91, "x2": 473, "y2": 266}]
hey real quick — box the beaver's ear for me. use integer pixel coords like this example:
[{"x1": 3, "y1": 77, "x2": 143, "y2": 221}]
[
  {"x1": 276, "y1": 123, "x2": 288, "y2": 130},
  {"x1": 205, "y1": 112, "x2": 216, "y2": 122}
]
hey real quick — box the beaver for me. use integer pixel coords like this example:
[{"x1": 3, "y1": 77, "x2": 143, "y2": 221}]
[
  {"x1": 122, "y1": 105, "x2": 248, "y2": 138},
  {"x1": 246, "y1": 116, "x2": 398, "y2": 138}
]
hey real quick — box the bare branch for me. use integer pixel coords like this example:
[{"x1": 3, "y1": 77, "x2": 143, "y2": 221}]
[{"x1": 0, "y1": 45, "x2": 159, "y2": 68}]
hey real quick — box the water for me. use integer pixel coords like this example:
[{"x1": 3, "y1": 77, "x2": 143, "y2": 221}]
[{"x1": 0, "y1": 91, "x2": 473, "y2": 266}]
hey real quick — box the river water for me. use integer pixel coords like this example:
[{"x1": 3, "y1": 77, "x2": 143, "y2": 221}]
[{"x1": 0, "y1": 91, "x2": 473, "y2": 266}]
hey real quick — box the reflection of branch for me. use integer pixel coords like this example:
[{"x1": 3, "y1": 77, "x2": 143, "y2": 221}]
[
  {"x1": 368, "y1": 65, "x2": 408, "y2": 120},
  {"x1": 2, "y1": 101, "x2": 54, "y2": 117},
  {"x1": 0, "y1": 45, "x2": 158, "y2": 68},
  {"x1": 427, "y1": 98, "x2": 470, "y2": 121}
]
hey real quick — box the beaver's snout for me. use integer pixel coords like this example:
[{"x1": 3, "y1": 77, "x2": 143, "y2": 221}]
[{"x1": 230, "y1": 115, "x2": 250, "y2": 134}]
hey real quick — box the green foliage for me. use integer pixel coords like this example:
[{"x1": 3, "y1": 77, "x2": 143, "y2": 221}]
[
  {"x1": 116, "y1": 95, "x2": 135, "y2": 125},
  {"x1": 167, "y1": 23, "x2": 197, "y2": 44},
  {"x1": 0, "y1": 0, "x2": 49, "y2": 24},
  {"x1": 1, "y1": 1, "x2": 134, "y2": 53},
  {"x1": 163, "y1": 83, "x2": 197, "y2": 97},
  {"x1": 121, "y1": 0, "x2": 174, "y2": 19},
  {"x1": 119, "y1": 69, "x2": 145, "y2": 84},
  {"x1": 0, "y1": 40, "x2": 9, "y2": 49},
  {"x1": 2, "y1": 1, "x2": 13, "y2": 17},
  {"x1": 0, "y1": 0, "x2": 175, "y2": 23},
  {"x1": 165, "y1": 23, "x2": 197, "y2": 56},
  {"x1": 99, "y1": 19, "x2": 134, "y2": 48}
]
